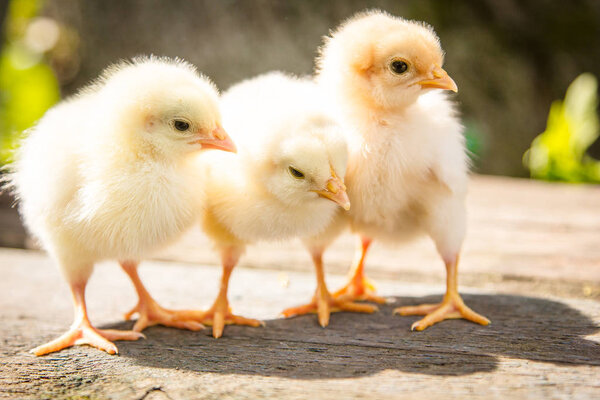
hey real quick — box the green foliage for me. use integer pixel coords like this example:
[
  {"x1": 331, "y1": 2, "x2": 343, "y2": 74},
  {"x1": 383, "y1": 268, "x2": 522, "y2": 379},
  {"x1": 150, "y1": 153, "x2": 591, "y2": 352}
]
[
  {"x1": 524, "y1": 73, "x2": 600, "y2": 183},
  {"x1": 463, "y1": 120, "x2": 484, "y2": 162},
  {"x1": 0, "y1": 0, "x2": 60, "y2": 164}
]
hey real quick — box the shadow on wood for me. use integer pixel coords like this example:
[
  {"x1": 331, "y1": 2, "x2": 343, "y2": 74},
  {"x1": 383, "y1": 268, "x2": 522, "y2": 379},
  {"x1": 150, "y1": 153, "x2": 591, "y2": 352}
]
[{"x1": 99, "y1": 294, "x2": 599, "y2": 379}]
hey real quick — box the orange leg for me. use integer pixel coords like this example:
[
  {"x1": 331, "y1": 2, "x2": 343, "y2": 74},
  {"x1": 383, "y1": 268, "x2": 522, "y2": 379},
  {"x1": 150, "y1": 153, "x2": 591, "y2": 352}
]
[
  {"x1": 121, "y1": 261, "x2": 205, "y2": 332},
  {"x1": 174, "y1": 248, "x2": 263, "y2": 338},
  {"x1": 31, "y1": 280, "x2": 144, "y2": 356},
  {"x1": 394, "y1": 255, "x2": 490, "y2": 331},
  {"x1": 332, "y1": 236, "x2": 386, "y2": 303},
  {"x1": 282, "y1": 248, "x2": 376, "y2": 327}
]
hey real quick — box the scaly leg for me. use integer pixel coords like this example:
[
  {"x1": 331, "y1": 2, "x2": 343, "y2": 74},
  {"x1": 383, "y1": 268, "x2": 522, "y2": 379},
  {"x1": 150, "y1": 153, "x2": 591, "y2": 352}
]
[
  {"x1": 174, "y1": 248, "x2": 263, "y2": 338},
  {"x1": 282, "y1": 247, "x2": 376, "y2": 327},
  {"x1": 32, "y1": 280, "x2": 144, "y2": 356},
  {"x1": 394, "y1": 255, "x2": 490, "y2": 331},
  {"x1": 121, "y1": 261, "x2": 205, "y2": 332},
  {"x1": 332, "y1": 236, "x2": 386, "y2": 303}
]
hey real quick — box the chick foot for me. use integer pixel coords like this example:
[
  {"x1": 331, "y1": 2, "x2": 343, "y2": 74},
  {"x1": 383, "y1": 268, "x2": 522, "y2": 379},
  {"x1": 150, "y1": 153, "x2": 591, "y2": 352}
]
[
  {"x1": 394, "y1": 291, "x2": 490, "y2": 331},
  {"x1": 333, "y1": 236, "x2": 386, "y2": 304},
  {"x1": 177, "y1": 299, "x2": 264, "y2": 339},
  {"x1": 395, "y1": 255, "x2": 490, "y2": 331},
  {"x1": 332, "y1": 276, "x2": 387, "y2": 304},
  {"x1": 282, "y1": 286, "x2": 376, "y2": 327},
  {"x1": 32, "y1": 279, "x2": 144, "y2": 356},
  {"x1": 286, "y1": 246, "x2": 377, "y2": 327},
  {"x1": 123, "y1": 298, "x2": 205, "y2": 332},
  {"x1": 31, "y1": 320, "x2": 144, "y2": 356},
  {"x1": 121, "y1": 261, "x2": 205, "y2": 332},
  {"x1": 181, "y1": 248, "x2": 263, "y2": 338}
]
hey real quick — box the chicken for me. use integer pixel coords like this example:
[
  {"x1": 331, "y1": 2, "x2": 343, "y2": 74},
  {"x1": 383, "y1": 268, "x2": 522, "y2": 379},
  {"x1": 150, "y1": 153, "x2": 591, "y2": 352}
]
[
  {"x1": 6, "y1": 57, "x2": 236, "y2": 355},
  {"x1": 183, "y1": 72, "x2": 371, "y2": 337},
  {"x1": 301, "y1": 10, "x2": 490, "y2": 330}
]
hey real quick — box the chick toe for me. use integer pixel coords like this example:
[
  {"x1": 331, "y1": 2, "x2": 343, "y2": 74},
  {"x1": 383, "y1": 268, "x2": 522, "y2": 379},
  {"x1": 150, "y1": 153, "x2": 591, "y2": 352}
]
[
  {"x1": 283, "y1": 288, "x2": 377, "y2": 328},
  {"x1": 195, "y1": 307, "x2": 263, "y2": 338},
  {"x1": 332, "y1": 277, "x2": 387, "y2": 304},
  {"x1": 31, "y1": 322, "x2": 142, "y2": 356},
  {"x1": 331, "y1": 238, "x2": 386, "y2": 304},
  {"x1": 394, "y1": 293, "x2": 490, "y2": 331},
  {"x1": 124, "y1": 297, "x2": 206, "y2": 332}
]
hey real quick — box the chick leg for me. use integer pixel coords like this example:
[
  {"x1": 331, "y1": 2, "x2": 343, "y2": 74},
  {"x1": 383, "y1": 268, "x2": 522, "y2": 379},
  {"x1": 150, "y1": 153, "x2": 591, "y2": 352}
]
[
  {"x1": 31, "y1": 280, "x2": 144, "y2": 356},
  {"x1": 282, "y1": 247, "x2": 377, "y2": 327},
  {"x1": 332, "y1": 236, "x2": 386, "y2": 303},
  {"x1": 394, "y1": 255, "x2": 490, "y2": 331},
  {"x1": 121, "y1": 261, "x2": 205, "y2": 332},
  {"x1": 175, "y1": 248, "x2": 263, "y2": 338}
]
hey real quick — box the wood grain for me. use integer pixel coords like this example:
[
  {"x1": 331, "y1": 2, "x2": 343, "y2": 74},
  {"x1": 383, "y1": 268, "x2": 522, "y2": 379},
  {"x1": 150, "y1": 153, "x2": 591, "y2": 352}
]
[{"x1": 1, "y1": 175, "x2": 599, "y2": 399}]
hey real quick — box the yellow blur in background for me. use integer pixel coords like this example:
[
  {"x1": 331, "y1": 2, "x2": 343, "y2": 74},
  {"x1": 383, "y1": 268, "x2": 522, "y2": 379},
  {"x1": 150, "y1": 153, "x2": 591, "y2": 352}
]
[
  {"x1": 524, "y1": 73, "x2": 600, "y2": 183},
  {"x1": 0, "y1": 0, "x2": 60, "y2": 163}
]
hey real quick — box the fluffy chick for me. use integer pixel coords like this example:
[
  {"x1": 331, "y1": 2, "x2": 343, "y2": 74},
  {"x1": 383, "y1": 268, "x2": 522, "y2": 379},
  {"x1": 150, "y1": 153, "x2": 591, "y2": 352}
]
[
  {"x1": 185, "y1": 72, "x2": 365, "y2": 337},
  {"x1": 7, "y1": 57, "x2": 236, "y2": 355},
  {"x1": 311, "y1": 10, "x2": 490, "y2": 330}
]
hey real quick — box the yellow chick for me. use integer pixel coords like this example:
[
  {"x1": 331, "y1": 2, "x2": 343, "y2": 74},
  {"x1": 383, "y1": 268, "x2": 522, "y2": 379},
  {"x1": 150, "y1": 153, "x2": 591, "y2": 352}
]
[
  {"x1": 185, "y1": 72, "x2": 358, "y2": 337},
  {"x1": 7, "y1": 57, "x2": 236, "y2": 355},
  {"x1": 300, "y1": 10, "x2": 490, "y2": 331}
]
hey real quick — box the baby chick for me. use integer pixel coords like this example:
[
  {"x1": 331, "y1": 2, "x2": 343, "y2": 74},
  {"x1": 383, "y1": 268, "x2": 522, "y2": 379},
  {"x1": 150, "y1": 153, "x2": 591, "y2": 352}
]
[
  {"x1": 309, "y1": 10, "x2": 490, "y2": 331},
  {"x1": 183, "y1": 72, "x2": 365, "y2": 337},
  {"x1": 7, "y1": 57, "x2": 236, "y2": 355}
]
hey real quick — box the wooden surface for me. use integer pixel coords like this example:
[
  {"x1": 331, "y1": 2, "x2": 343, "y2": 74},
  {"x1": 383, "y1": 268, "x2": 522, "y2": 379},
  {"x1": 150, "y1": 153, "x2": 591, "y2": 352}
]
[{"x1": 1, "y1": 175, "x2": 599, "y2": 399}]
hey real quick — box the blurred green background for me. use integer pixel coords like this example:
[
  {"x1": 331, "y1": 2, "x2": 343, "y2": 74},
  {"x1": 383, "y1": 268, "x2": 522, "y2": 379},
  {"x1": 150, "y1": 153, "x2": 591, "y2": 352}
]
[{"x1": 1, "y1": 0, "x2": 599, "y2": 180}]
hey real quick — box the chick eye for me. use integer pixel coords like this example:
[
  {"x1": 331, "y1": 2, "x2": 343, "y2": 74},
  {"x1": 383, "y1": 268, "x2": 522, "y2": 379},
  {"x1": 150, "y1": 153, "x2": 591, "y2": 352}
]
[
  {"x1": 389, "y1": 59, "x2": 409, "y2": 75},
  {"x1": 288, "y1": 166, "x2": 305, "y2": 179},
  {"x1": 173, "y1": 119, "x2": 190, "y2": 132}
]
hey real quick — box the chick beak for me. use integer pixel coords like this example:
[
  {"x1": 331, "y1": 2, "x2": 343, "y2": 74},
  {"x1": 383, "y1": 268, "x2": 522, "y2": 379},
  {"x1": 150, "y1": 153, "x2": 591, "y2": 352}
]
[
  {"x1": 197, "y1": 125, "x2": 237, "y2": 153},
  {"x1": 417, "y1": 66, "x2": 458, "y2": 92},
  {"x1": 313, "y1": 167, "x2": 351, "y2": 210}
]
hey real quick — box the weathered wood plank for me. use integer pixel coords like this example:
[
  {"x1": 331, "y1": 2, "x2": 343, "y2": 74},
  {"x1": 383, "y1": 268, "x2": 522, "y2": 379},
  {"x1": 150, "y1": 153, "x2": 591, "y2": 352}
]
[
  {"x1": 1, "y1": 175, "x2": 600, "y2": 399},
  {"x1": 1, "y1": 248, "x2": 599, "y2": 399},
  {"x1": 156, "y1": 175, "x2": 600, "y2": 299}
]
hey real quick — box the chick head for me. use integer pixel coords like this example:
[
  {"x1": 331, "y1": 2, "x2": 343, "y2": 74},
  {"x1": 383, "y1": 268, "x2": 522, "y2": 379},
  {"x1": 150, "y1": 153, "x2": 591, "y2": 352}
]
[
  {"x1": 96, "y1": 57, "x2": 236, "y2": 159},
  {"x1": 318, "y1": 10, "x2": 457, "y2": 111},
  {"x1": 259, "y1": 118, "x2": 350, "y2": 211}
]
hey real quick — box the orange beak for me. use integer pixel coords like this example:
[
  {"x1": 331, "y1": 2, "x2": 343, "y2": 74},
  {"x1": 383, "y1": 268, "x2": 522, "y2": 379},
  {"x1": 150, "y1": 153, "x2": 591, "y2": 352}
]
[
  {"x1": 417, "y1": 66, "x2": 458, "y2": 92},
  {"x1": 195, "y1": 125, "x2": 237, "y2": 153},
  {"x1": 313, "y1": 166, "x2": 351, "y2": 210}
]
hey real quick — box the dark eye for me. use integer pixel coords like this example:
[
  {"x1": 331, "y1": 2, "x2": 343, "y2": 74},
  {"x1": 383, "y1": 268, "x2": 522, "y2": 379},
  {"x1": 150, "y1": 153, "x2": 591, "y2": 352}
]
[
  {"x1": 390, "y1": 59, "x2": 409, "y2": 74},
  {"x1": 173, "y1": 120, "x2": 190, "y2": 132},
  {"x1": 288, "y1": 166, "x2": 305, "y2": 179}
]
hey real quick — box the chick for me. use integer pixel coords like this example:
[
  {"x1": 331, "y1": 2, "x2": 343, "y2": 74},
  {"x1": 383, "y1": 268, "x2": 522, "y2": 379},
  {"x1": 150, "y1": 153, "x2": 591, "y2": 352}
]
[
  {"x1": 183, "y1": 72, "x2": 366, "y2": 337},
  {"x1": 307, "y1": 10, "x2": 490, "y2": 331},
  {"x1": 7, "y1": 57, "x2": 236, "y2": 355}
]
